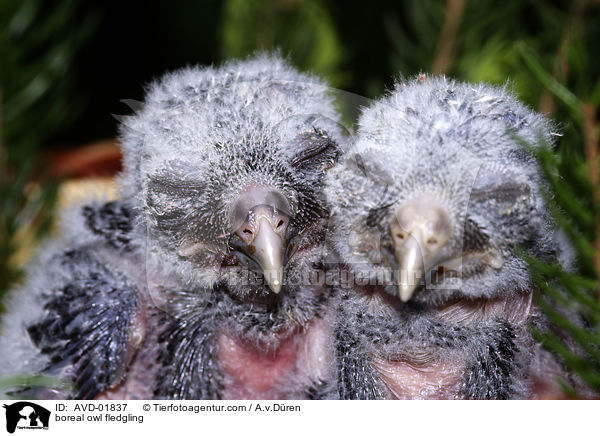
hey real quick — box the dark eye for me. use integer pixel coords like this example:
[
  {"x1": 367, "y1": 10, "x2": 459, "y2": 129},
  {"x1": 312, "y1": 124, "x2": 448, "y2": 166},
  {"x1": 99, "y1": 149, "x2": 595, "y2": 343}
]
[
  {"x1": 146, "y1": 173, "x2": 207, "y2": 235},
  {"x1": 148, "y1": 175, "x2": 206, "y2": 196},
  {"x1": 469, "y1": 181, "x2": 531, "y2": 204},
  {"x1": 346, "y1": 153, "x2": 395, "y2": 187},
  {"x1": 289, "y1": 128, "x2": 338, "y2": 168}
]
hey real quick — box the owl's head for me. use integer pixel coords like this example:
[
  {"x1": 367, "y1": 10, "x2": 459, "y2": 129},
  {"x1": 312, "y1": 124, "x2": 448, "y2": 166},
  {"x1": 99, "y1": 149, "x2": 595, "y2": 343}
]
[
  {"x1": 327, "y1": 76, "x2": 565, "y2": 305},
  {"x1": 118, "y1": 54, "x2": 347, "y2": 301}
]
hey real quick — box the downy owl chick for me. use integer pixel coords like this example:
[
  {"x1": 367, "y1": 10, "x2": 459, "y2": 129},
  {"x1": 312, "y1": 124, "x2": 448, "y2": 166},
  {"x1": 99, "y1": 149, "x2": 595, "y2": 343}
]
[
  {"x1": 326, "y1": 76, "x2": 578, "y2": 399},
  {"x1": 0, "y1": 54, "x2": 346, "y2": 400}
]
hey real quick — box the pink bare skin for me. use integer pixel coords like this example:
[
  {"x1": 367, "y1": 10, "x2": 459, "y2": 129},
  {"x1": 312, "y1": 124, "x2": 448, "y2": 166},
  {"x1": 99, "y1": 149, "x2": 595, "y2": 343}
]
[
  {"x1": 96, "y1": 314, "x2": 334, "y2": 400},
  {"x1": 218, "y1": 317, "x2": 334, "y2": 400}
]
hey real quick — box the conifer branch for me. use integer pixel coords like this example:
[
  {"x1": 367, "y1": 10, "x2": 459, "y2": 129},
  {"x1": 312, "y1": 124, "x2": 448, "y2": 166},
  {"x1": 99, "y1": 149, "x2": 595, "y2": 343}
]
[
  {"x1": 582, "y1": 102, "x2": 600, "y2": 301},
  {"x1": 432, "y1": 0, "x2": 466, "y2": 75}
]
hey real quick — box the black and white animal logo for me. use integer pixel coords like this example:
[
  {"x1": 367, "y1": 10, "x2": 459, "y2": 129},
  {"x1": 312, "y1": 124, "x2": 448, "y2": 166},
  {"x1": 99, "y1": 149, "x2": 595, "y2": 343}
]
[{"x1": 3, "y1": 402, "x2": 50, "y2": 433}]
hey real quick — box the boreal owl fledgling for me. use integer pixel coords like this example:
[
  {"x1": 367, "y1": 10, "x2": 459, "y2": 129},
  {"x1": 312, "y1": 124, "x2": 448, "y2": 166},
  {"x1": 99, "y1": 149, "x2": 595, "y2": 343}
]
[
  {"x1": 0, "y1": 54, "x2": 346, "y2": 400},
  {"x1": 326, "y1": 76, "x2": 581, "y2": 399}
]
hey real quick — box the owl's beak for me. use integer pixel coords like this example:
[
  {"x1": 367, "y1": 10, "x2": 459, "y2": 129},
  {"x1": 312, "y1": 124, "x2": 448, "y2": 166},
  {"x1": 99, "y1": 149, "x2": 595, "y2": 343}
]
[
  {"x1": 390, "y1": 199, "x2": 452, "y2": 302},
  {"x1": 250, "y1": 215, "x2": 286, "y2": 293},
  {"x1": 234, "y1": 204, "x2": 289, "y2": 294}
]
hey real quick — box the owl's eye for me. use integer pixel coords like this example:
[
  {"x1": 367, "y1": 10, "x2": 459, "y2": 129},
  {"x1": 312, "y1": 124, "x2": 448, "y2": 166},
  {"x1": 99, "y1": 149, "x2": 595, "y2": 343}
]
[
  {"x1": 274, "y1": 113, "x2": 346, "y2": 170},
  {"x1": 289, "y1": 128, "x2": 338, "y2": 168},
  {"x1": 469, "y1": 169, "x2": 531, "y2": 205},
  {"x1": 148, "y1": 175, "x2": 206, "y2": 196},
  {"x1": 469, "y1": 181, "x2": 531, "y2": 204},
  {"x1": 146, "y1": 172, "x2": 207, "y2": 235}
]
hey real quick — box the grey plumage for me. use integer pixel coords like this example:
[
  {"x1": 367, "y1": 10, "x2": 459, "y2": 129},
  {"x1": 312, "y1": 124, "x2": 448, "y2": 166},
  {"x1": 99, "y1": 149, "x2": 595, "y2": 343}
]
[
  {"x1": 326, "y1": 76, "x2": 578, "y2": 399},
  {"x1": 0, "y1": 54, "x2": 345, "y2": 399},
  {"x1": 1, "y1": 61, "x2": 586, "y2": 401}
]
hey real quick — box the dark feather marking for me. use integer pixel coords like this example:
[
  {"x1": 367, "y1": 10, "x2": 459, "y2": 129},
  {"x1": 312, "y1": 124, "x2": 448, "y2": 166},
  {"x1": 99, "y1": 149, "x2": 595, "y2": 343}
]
[
  {"x1": 337, "y1": 301, "x2": 521, "y2": 399},
  {"x1": 366, "y1": 203, "x2": 393, "y2": 229},
  {"x1": 304, "y1": 379, "x2": 335, "y2": 399},
  {"x1": 27, "y1": 249, "x2": 139, "y2": 399},
  {"x1": 336, "y1": 324, "x2": 386, "y2": 400},
  {"x1": 82, "y1": 201, "x2": 134, "y2": 250},
  {"x1": 457, "y1": 322, "x2": 518, "y2": 399},
  {"x1": 462, "y1": 218, "x2": 491, "y2": 252},
  {"x1": 154, "y1": 312, "x2": 222, "y2": 400}
]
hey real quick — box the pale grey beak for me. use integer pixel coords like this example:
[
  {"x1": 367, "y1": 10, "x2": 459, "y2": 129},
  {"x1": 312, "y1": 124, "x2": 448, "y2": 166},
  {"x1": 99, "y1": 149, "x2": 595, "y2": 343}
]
[
  {"x1": 250, "y1": 216, "x2": 285, "y2": 293},
  {"x1": 390, "y1": 198, "x2": 452, "y2": 302},
  {"x1": 233, "y1": 202, "x2": 289, "y2": 294}
]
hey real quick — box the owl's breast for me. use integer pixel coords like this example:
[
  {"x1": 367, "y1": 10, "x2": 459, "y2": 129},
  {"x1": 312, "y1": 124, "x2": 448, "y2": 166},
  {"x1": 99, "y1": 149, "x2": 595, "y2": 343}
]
[{"x1": 217, "y1": 317, "x2": 334, "y2": 399}]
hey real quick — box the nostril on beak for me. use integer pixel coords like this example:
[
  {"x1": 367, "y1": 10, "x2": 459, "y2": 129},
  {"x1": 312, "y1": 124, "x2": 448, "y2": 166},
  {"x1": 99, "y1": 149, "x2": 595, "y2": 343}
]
[
  {"x1": 231, "y1": 202, "x2": 291, "y2": 294},
  {"x1": 390, "y1": 197, "x2": 453, "y2": 302},
  {"x1": 238, "y1": 225, "x2": 256, "y2": 245}
]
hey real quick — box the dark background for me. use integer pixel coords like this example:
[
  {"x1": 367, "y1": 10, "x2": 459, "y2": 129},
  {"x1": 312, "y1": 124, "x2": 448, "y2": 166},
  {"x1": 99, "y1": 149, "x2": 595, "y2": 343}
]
[
  {"x1": 44, "y1": 0, "x2": 599, "y2": 146},
  {"x1": 53, "y1": 0, "x2": 224, "y2": 144}
]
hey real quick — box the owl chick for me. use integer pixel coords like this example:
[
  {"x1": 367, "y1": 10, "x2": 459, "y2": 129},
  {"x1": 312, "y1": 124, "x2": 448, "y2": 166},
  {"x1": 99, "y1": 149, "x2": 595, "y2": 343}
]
[
  {"x1": 0, "y1": 54, "x2": 345, "y2": 400},
  {"x1": 326, "y1": 76, "x2": 578, "y2": 399}
]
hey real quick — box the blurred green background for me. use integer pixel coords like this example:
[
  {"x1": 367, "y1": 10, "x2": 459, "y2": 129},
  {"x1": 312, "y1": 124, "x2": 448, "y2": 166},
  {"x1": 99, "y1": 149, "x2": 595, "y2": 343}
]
[{"x1": 1, "y1": 0, "x2": 599, "y2": 395}]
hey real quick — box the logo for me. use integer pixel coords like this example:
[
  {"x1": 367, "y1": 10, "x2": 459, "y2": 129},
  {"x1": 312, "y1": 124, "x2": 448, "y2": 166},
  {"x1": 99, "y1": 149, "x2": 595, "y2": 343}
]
[{"x1": 3, "y1": 402, "x2": 50, "y2": 434}]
